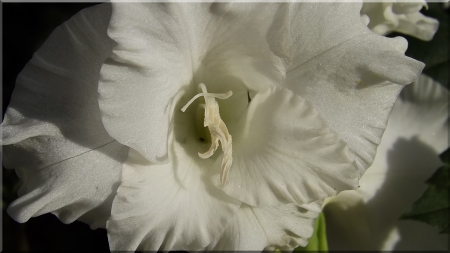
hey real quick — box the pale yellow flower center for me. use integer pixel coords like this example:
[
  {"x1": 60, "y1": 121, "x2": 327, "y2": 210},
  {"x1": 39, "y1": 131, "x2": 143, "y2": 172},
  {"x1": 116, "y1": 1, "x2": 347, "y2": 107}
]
[{"x1": 181, "y1": 83, "x2": 233, "y2": 184}]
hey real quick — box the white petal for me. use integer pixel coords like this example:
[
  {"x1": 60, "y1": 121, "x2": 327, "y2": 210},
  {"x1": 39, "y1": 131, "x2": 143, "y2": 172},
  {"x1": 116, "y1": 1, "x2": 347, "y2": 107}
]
[
  {"x1": 361, "y1": 2, "x2": 398, "y2": 36},
  {"x1": 391, "y1": 2, "x2": 426, "y2": 15},
  {"x1": 99, "y1": 3, "x2": 286, "y2": 163},
  {"x1": 1, "y1": 4, "x2": 128, "y2": 229},
  {"x1": 7, "y1": 141, "x2": 128, "y2": 230},
  {"x1": 107, "y1": 146, "x2": 241, "y2": 251},
  {"x1": 207, "y1": 201, "x2": 322, "y2": 251},
  {"x1": 395, "y1": 12, "x2": 439, "y2": 41},
  {"x1": 272, "y1": 3, "x2": 424, "y2": 175},
  {"x1": 324, "y1": 75, "x2": 449, "y2": 250},
  {"x1": 211, "y1": 87, "x2": 359, "y2": 207},
  {"x1": 280, "y1": 3, "x2": 371, "y2": 71},
  {"x1": 285, "y1": 34, "x2": 424, "y2": 176},
  {"x1": 361, "y1": 2, "x2": 439, "y2": 41},
  {"x1": 369, "y1": 74, "x2": 449, "y2": 176}
]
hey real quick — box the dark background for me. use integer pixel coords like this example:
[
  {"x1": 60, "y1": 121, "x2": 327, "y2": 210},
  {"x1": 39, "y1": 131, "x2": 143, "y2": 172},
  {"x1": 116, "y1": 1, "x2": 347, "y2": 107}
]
[{"x1": 1, "y1": 2, "x2": 449, "y2": 252}]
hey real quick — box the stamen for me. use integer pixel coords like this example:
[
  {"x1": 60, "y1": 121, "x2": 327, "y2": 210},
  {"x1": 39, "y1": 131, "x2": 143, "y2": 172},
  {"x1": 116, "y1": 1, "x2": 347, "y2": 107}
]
[
  {"x1": 181, "y1": 86, "x2": 232, "y2": 112},
  {"x1": 181, "y1": 83, "x2": 233, "y2": 185}
]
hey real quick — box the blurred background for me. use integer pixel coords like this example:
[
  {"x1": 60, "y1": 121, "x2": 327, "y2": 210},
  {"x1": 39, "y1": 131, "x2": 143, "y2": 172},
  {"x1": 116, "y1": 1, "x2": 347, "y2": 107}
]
[{"x1": 1, "y1": 2, "x2": 448, "y2": 252}]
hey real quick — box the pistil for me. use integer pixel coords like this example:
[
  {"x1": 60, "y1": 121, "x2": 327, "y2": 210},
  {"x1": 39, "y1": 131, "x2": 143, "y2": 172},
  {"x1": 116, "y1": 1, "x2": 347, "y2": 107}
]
[{"x1": 181, "y1": 83, "x2": 233, "y2": 184}]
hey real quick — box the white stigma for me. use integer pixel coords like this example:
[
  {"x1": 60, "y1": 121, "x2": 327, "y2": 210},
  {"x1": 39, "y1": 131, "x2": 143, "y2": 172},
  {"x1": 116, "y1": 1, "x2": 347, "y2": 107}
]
[{"x1": 181, "y1": 83, "x2": 233, "y2": 185}]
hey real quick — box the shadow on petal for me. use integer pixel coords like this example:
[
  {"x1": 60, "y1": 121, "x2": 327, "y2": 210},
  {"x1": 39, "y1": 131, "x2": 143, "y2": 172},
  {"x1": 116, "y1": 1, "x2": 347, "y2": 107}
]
[{"x1": 325, "y1": 137, "x2": 448, "y2": 250}]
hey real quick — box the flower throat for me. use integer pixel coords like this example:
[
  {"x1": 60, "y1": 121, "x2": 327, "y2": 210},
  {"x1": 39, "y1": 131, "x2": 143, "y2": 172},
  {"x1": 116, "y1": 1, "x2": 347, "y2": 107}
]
[{"x1": 181, "y1": 83, "x2": 233, "y2": 185}]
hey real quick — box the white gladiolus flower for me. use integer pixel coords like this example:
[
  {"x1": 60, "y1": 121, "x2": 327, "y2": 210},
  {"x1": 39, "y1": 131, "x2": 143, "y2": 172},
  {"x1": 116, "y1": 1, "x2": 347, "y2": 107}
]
[
  {"x1": 1, "y1": 3, "x2": 424, "y2": 251},
  {"x1": 324, "y1": 75, "x2": 449, "y2": 250},
  {"x1": 361, "y1": 0, "x2": 439, "y2": 41}
]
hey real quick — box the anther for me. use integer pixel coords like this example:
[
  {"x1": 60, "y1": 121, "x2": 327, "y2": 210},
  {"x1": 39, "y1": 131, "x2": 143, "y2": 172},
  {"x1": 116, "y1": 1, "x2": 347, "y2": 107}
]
[{"x1": 181, "y1": 83, "x2": 233, "y2": 184}]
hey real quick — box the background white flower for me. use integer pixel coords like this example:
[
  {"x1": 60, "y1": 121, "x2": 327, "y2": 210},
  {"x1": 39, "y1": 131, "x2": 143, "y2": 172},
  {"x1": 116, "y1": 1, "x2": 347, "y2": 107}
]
[
  {"x1": 361, "y1": 0, "x2": 439, "y2": 41},
  {"x1": 324, "y1": 74, "x2": 449, "y2": 250},
  {"x1": 1, "y1": 2, "x2": 424, "y2": 251}
]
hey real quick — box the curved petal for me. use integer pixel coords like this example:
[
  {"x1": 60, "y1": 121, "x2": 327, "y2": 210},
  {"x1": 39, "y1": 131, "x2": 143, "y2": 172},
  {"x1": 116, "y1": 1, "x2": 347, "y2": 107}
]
[
  {"x1": 99, "y1": 3, "x2": 286, "y2": 163},
  {"x1": 324, "y1": 75, "x2": 449, "y2": 250},
  {"x1": 107, "y1": 146, "x2": 241, "y2": 251},
  {"x1": 362, "y1": 2, "x2": 439, "y2": 41},
  {"x1": 211, "y1": 87, "x2": 359, "y2": 207},
  {"x1": 7, "y1": 141, "x2": 128, "y2": 230},
  {"x1": 361, "y1": 2, "x2": 400, "y2": 35},
  {"x1": 207, "y1": 201, "x2": 322, "y2": 251},
  {"x1": 395, "y1": 12, "x2": 439, "y2": 42},
  {"x1": 285, "y1": 34, "x2": 424, "y2": 176},
  {"x1": 1, "y1": 4, "x2": 128, "y2": 228},
  {"x1": 268, "y1": 2, "x2": 424, "y2": 176},
  {"x1": 275, "y1": 3, "x2": 371, "y2": 71}
]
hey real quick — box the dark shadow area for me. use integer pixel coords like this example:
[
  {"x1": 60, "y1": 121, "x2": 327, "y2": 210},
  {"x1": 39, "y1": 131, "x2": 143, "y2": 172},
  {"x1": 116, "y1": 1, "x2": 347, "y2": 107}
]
[
  {"x1": 384, "y1": 138, "x2": 448, "y2": 250},
  {"x1": 2, "y1": 209, "x2": 110, "y2": 251},
  {"x1": 325, "y1": 137, "x2": 448, "y2": 250}
]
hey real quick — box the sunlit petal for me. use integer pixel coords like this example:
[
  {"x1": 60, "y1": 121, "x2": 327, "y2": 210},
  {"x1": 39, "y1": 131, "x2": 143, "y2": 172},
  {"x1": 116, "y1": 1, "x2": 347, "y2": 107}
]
[
  {"x1": 2, "y1": 4, "x2": 128, "y2": 229},
  {"x1": 211, "y1": 87, "x2": 359, "y2": 207}
]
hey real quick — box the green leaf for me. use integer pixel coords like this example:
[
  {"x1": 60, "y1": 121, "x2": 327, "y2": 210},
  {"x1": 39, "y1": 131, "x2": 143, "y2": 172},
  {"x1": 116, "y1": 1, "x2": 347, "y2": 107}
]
[
  {"x1": 401, "y1": 147, "x2": 450, "y2": 233},
  {"x1": 427, "y1": 165, "x2": 449, "y2": 187},
  {"x1": 295, "y1": 212, "x2": 328, "y2": 252},
  {"x1": 438, "y1": 146, "x2": 450, "y2": 166}
]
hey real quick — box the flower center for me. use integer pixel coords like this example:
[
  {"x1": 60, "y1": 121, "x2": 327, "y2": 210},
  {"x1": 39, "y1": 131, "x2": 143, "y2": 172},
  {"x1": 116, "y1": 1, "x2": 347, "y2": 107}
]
[{"x1": 181, "y1": 83, "x2": 233, "y2": 185}]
